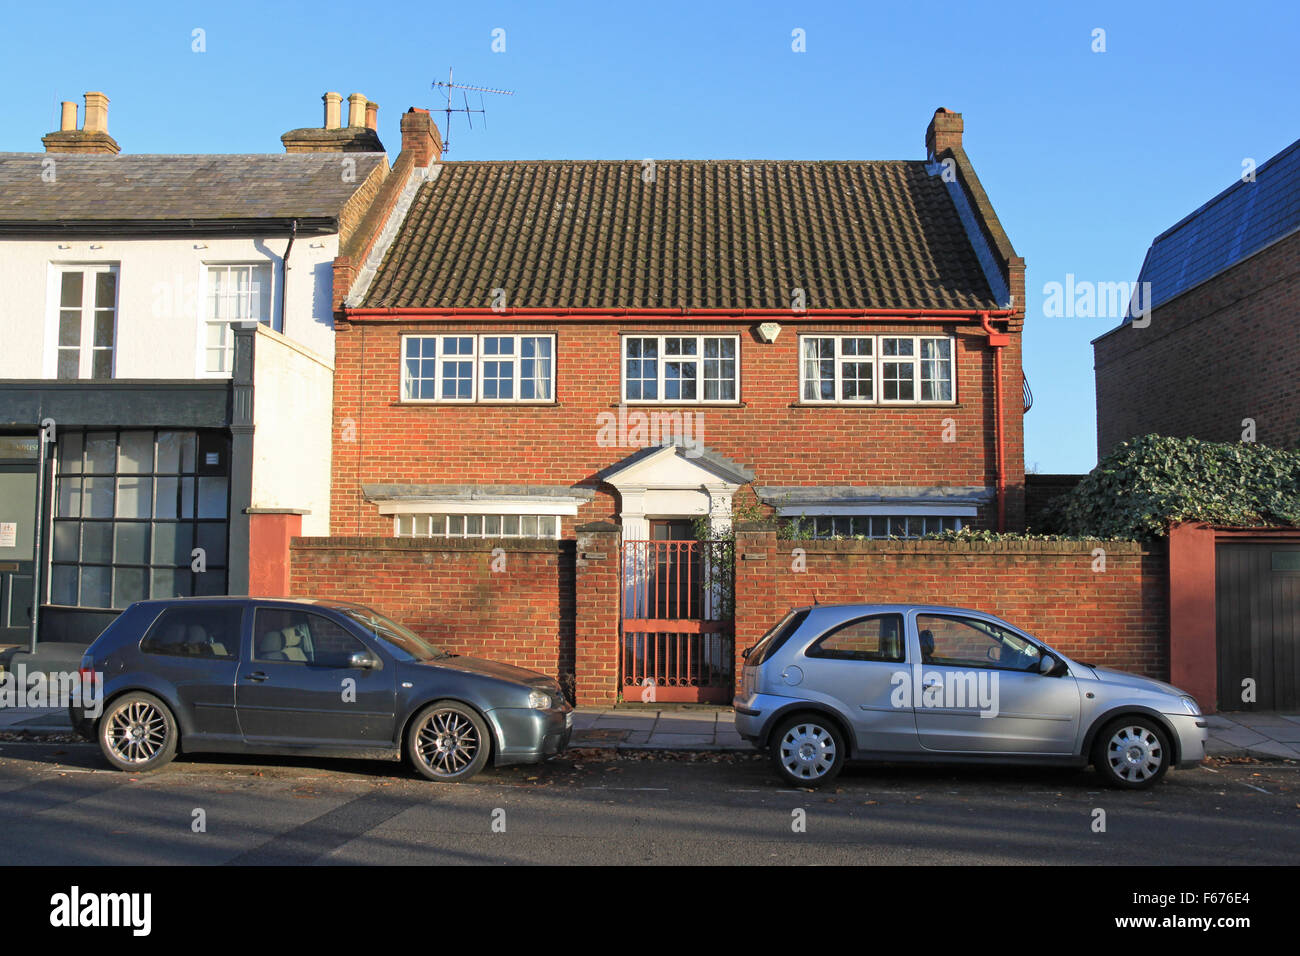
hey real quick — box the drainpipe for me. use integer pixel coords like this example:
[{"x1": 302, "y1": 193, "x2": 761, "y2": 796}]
[
  {"x1": 279, "y1": 220, "x2": 297, "y2": 333},
  {"x1": 30, "y1": 424, "x2": 49, "y2": 654},
  {"x1": 980, "y1": 312, "x2": 1010, "y2": 532}
]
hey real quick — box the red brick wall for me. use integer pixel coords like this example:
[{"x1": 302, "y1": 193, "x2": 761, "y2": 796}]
[
  {"x1": 289, "y1": 536, "x2": 575, "y2": 691},
  {"x1": 733, "y1": 527, "x2": 1168, "y2": 688},
  {"x1": 331, "y1": 318, "x2": 1027, "y2": 535},
  {"x1": 1094, "y1": 233, "x2": 1300, "y2": 455}
]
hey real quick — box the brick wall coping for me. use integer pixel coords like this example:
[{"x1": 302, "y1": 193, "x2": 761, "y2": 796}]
[
  {"x1": 290, "y1": 535, "x2": 571, "y2": 554},
  {"x1": 737, "y1": 533, "x2": 1153, "y2": 556}
]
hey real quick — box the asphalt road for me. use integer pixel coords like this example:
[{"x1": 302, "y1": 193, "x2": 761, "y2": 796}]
[{"x1": 0, "y1": 742, "x2": 1295, "y2": 865}]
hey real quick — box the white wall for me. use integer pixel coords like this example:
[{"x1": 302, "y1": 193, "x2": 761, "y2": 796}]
[
  {"x1": 251, "y1": 325, "x2": 333, "y2": 536},
  {"x1": 0, "y1": 234, "x2": 339, "y2": 379}
]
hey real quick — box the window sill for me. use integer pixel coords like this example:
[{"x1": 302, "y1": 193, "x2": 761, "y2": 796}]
[
  {"x1": 391, "y1": 401, "x2": 560, "y2": 407},
  {"x1": 787, "y1": 401, "x2": 963, "y2": 409},
  {"x1": 613, "y1": 401, "x2": 747, "y2": 408}
]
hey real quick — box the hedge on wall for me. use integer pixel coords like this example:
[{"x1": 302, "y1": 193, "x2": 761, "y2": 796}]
[{"x1": 1039, "y1": 435, "x2": 1300, "y2": 539}]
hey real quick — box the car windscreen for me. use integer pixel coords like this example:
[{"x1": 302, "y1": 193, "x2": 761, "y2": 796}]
[
  {"x1": 337, "y1": 607, "x2": 447, "y2": 661},
  {"x1": 746, "y1": 609, "x2": 810, "y2": 666}
]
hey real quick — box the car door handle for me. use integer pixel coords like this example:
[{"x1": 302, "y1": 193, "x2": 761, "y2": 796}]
[
  {"x1": 244, "y1": 672, "x2": 270, "y2": 682},
  {"x1": 922, "y1": 679, "x2": 939, "y2": 688}
]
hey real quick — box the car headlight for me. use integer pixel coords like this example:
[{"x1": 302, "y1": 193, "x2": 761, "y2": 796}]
[
  {"x1": 528, "y1": 690, "x2": 553, "y2": 710},
  {"x1": 1180, "y1": 695, "x2": 1201, "y2": 716}
]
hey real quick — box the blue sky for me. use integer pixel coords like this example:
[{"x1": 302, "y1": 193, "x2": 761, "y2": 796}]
[{"x1": 4, "y1": 0, "x2": 1296, "y2": 472}]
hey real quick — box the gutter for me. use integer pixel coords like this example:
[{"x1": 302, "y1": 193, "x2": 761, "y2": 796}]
[{"x1": 343, "y1": 306, "x2": 1019, "y2": 320}]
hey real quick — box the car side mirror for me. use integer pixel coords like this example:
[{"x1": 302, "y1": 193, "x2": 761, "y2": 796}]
[
  {"x1": 1038, "y1": 654, "x2": 1058, "y2": 676},
  {"x1": 349, "y1": 651, "x2": 380, "y2": 670},
  {"x1": 742, "y1": 646, "x2": 752, "y2": 660}
]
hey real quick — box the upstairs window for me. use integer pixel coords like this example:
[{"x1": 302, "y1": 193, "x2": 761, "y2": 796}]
[
  {"x1": 54, "y1": 266, "x2": 118, "y2": 380},
  {"x1": 402, "y1": 334, "x2": 555, "y2": 402},
  {"x1": 800, "y1": 335, "x2": 955, "y2": 405},
  {"x1": 205, "y1": 263, "x2": 274, "y2": 374},
  {"x1": 623, "y1": 335, "x2": 739, "y2": 403}
]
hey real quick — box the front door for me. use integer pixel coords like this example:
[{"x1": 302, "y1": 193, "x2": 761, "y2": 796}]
[
  {"x1": 0, "y1": 451, "x2": 40, "y2": 645},
  {"x1": 911, "y1": 612, "x2": 1080, "y2": 755},
  {"x1": 236, "y1": 606, "x2": 397, "y2": 748}
]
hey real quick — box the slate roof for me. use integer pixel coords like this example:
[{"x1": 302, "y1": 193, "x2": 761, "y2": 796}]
[
  {"x1": 1132, "y1": 138, "x2": 1300, "y2": 316},
  {"x1": 0, "y1": 153, "x2": 387, "y2": 222},
  {"x1": 360, "y1": 159, "x2": 999, "y2": 311}
]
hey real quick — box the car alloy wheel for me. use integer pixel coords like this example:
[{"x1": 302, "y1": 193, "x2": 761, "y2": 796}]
[
  {"x1": 98, "y1": 692, "x2": 178, "y2": 772},
  {"x1": 408, "y1": 701, "x2": 492, "y2": 782},
  {"x1": 773, "y1": 716, "x2": 845, "y2": 786}
]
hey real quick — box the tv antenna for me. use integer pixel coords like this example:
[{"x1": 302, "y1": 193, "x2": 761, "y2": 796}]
[{"x1": 432, "y1": 68, "x2": 514, "y2": 154}]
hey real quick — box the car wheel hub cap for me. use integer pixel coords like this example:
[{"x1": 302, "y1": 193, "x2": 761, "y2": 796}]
[
  {"x1": 780, "y1": 724, "x2": 835, "y2": 779},
  {"x1": 1107, "y1": 726, "x2": 1163, "y2": 782}
]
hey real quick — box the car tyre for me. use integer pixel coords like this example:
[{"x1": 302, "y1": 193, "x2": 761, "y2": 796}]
[
  {"x1": 770, "y1": 713, "x2": 846, "y2": 788},
  {"x1": 407, "y1": 700, "x2": 492, "y2": 783},
  {"x1": 98, "y1": 692, "x2": 178, "y2": 773},
  {"x1": 1093, "y1": 717, "x2": 1172, "y2": 790}
]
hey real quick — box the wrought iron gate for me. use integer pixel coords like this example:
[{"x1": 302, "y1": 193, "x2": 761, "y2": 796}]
[{"x1": 620, "y1": 539, "x2": 735, "y2": 703}]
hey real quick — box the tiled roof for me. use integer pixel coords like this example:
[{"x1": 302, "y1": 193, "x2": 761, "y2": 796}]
[
  {"x1": 1134, "y1": 138, "x2": 1300, "y2": 314},
  {"x1": 361, "y1": 160, "x2": 998, "y2": 310},
  {"x1": 0, "y1": 153, "x2": 387, "y2": 221}
]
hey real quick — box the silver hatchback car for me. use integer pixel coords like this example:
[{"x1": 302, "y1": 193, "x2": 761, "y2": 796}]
[{"x1": 733, "y1": 604, "x2": 1207, "y2": 789}]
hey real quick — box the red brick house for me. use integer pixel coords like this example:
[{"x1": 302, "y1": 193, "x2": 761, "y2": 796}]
[
  {"x1": 316, "y1": 107, "x2": 1028, "y2": 702},
  {"x1": 332, "y1": 108, "x2": 1026, "y2": 540},
  {"x1": 1093, "y1": 137, "x2": 1300, "y2": 455}
]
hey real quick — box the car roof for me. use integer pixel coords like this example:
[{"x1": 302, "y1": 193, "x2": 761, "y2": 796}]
[
  {"x1": 794, "y1": 603, "x2": 1000, "y2": 616},
  {"x1": 128, "y1": 596, "x2": 372, "y2": 611}
]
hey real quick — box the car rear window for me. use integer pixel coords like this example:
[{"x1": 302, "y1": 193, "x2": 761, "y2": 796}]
[
  {"x1": 140, "y1": 605, "x2": 243, "y2": 660},
  {"x1": 745, "y1": 609, "x2": 810, "y2": 666}
]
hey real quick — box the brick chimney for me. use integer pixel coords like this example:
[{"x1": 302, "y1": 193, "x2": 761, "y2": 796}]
[
  {"x1": 925, "y1": 107, "x2": 963, "y2": 160},
  {"x1": 42, "y1": 92, "x2": 120, "y2": 154},
  {"x1": 281, "y1": 91, "x2": 383, "y2": 153},
  {"x1": 400, "y1": 108, "x2": 442, "y2": 167}
]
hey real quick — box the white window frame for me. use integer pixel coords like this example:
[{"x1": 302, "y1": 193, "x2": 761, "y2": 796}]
[
  {"x1": 620, "y1": 334, "x2": 741, "y2": 404},
  {"x1": 400, "y1": 333, "x2": 556, "y2": 404},
  {"x1": 393, "y1": 512, "x2": 563, "y2": 539},
  {"x1": 199, "y1": 262, "x2": 277, "y2": 377},
  {"x1": 45, "y1": 263, "x2": 119, "y2": 380},
  {"x1": 798, "y1": 334, "x2": 957, "y2": 406}
]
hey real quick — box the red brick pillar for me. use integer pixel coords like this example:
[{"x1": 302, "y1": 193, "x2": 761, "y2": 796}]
[
  {"x1": 574, "y1": 522, "x2": 621, "y2": 706},
  {"x1": 733, "y1": 522, "x2": 779, "y2": 695},
  {"x1": 246, "y1": 510, "x2": 305, "y2": 596},
  {"x1": 1168, "y1": 521, "x2": 1218, "y2": 712}
]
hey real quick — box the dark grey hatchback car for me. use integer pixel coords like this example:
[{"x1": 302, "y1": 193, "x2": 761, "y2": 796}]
[{"x1": 71, "y1": 596, "x2": 572, "y2": 782}]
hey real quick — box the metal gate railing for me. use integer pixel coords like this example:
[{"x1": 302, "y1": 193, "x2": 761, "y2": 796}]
[{"x1": 620, "y1": 539, "x2": 734, "y2": 703}]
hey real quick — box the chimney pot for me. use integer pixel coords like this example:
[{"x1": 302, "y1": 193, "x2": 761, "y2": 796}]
[
  {"x1": 925, "y1": 107, "x2": 964, "y2": 160},
  {"x1": 59, "y1": 101, "x2": 78, "y2": 131},
  {"x1": 83, "y1": 91, "x2": 110, "y2": 133},
  {"x1": 364, "y1": 100, "x2": 379, "y2": 131},
  {"x1": 323, "y1": 92, "x2": 342, "y2": 130},
  {"x1": 347, "y1": 93, "x2": 367, "y2": 128}
]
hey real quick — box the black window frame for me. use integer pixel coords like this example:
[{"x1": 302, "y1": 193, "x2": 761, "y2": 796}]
[
  {"x1": 805, "y1": 613, "x2": 906, "y2": 663},
  {"x1": 139, "y1": 603, "x2": 245, "y2": 662}
]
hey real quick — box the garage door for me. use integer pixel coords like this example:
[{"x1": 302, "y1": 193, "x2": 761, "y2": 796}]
[{"x1": 1215, "y1": 543, "x2": 1300, "y2": 710}]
